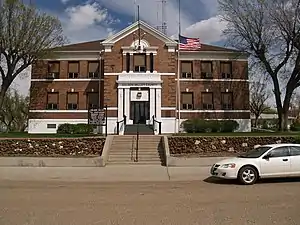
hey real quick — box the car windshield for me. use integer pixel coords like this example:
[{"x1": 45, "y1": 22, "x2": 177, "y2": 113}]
[{"x1": 237, "y1": 146, "x2": 272, "y2": 158}]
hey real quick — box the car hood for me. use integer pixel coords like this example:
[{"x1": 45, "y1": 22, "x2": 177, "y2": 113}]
[{"x1": 215, "y1": 157, "x2": 255, "y2": 165}]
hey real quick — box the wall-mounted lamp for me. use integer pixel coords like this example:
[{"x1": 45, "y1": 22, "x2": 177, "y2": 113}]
[
  {"x1": 51, "y1": 89, "x2": 55, "y2": 92},
  {"x1": 185, "y1": 88, "x2": 189, "y2": 92},
  {"x1": 206, "y1": 89, "x2": 209, "y2": 92},
  {"x1": 226, "y1": 89, "x2": 229, "y2": 92},
  {"x1": 71, "y1": 88, "x2": 74, "y2": 92}
]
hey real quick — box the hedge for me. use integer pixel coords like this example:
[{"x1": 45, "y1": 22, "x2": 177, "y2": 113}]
[
  {"x1": 182, "y1": 119, "x2": 239, "y2": 133},
  {"x1": 57, "y1": 123, "x2": 95, "y2": 134}
]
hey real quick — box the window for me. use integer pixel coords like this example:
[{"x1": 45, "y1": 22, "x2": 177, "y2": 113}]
[
  {"x1": 67, "y1": 93, "x2": 78, "y2": 110},
  {"x1": 87, "y1": 92, "x2": 99, "y2": 109},
  {"x1": 88, "y1": 62, "x2": 99, "y2": 78},
  {"x1": 47, "y1": 92, "x2": 58, "y2": 110},
  {"x1": 220, "y1": 62, "x2": 232, "y2": 79},
  {"x1": 133, "y1": 54, "x2": 146, "y2": 72},
  {"x1": 202, "y1": 92, "x2": 213, "y2": 110},
  {"x1": 47, "y1": 124, "x2": 56, "y2": 129},
  {"x1": 150, "y1": 53, "x2": 154, "y2": 73},
  {"x1": 221, "y1": 92, "x2": 233, "y2": 110},
  {"x1": 181, "y1": 61, "x2": 193, "y2": 78},
  {"x1": 201, "y1": 61, "x2": 213, "y2": 79},
  {"x1": 290, "y1": 146, "x2": 300, "y2": 156},
  {"x1": 68, "y1": 62, "x2": 79, "y2": 78},
  {"x1": 47, "y1": 62, "x2": 60, "y2": 79},
  {"x1": 181, "y1": 92, "x2": 193, "y2": 110},
  {"x1": 126, "y1": 53, "x2": 130, "y2": 73},
  {"x1": 269, "y1": 147, "x2": 290, "y2": 157}
]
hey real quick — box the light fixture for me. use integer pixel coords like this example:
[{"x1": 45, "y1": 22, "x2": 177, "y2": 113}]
[
  {"x1": 185, "y1": 88, "x2": 189, "y2": 92},
  {"x1": 51, "y1": 89, "x2": 55, "y2": 92},
  {"x1": 206, "y1": 89, "x2": 209, "y2": 92},
  {"x1": 71, "y1": 88, "x2": 74, "y2": 92}
]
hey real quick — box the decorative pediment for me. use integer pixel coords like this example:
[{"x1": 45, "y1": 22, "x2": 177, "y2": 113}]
[{"x1": 102, "y1": 20, "x2": 177, "y2": 52}]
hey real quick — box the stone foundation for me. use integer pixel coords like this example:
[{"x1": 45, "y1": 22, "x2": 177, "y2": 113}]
[
  {"x1": 0, "y1": 138, "x2": 106, "y2": 157},
  {"x1": 168, "y1": 136, "x2": 297, "y2": 157}
]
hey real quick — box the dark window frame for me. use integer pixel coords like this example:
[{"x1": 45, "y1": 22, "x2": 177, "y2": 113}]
[
  {"x1": 201, "y1": 92, "x2": 214, "y2": 110},
  {"x1": 220, "y1": 61, "x2": 232, "y2": 79},
  {"x1": 133, "y1": 53, "x2": 147, "y2": 72},
  {"x1": 88, "y1": 61, "x2": 99, "y2": 78},
  {"x1": 201, "y1": 61, "x2": 213, "y2": 79},
  {"x1": 181, "y1": 61, "x2": 193, "y2": 78},
  {"x1": 181, "y1": 92, "x2": 194, "y2": 110},
  {"x1": 221, "y1": 92, "x2": 233, "y2": 110},
  {"x1": 86, "y1": 92, "x2": 99, "y2": 110},
  {"x1": 46, "y1": 92, "x2": 59, "y2": 110},
  {"x1": 68, "y1": 61, "x2": 80, "y2": 79},
  {"x1": 47, "y1": 61, "x2": 60, "y2": 79}
]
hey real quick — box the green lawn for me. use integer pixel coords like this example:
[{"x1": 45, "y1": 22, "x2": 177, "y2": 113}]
[
  {"x1": 0, "y1": 132, "x2": 105, "y2": 138},
  {"x1": 171, "y1": 132, "x2": 300, "y2": 137}
]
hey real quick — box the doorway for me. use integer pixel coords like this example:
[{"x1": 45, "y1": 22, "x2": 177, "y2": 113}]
[{"x1": 130, "y1": 101, "x2": 150, "y2": 124}]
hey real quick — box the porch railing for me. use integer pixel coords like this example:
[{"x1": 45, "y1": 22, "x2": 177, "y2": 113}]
[
  {"x1": 152, "y1": 115, "x2": 162, "y2": 135},
  {"x1": 116, "y1": 115, "x2": 127, "y2": 135}
]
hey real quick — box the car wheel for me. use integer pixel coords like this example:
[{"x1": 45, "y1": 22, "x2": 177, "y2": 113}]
[{"x1": 238, "y1": 166, "x2": 258, "y2": 185}]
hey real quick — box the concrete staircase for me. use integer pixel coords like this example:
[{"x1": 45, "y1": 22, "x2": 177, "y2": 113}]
[{"x1": 107, "y1": 135, "x2": 165, "y2": 165}]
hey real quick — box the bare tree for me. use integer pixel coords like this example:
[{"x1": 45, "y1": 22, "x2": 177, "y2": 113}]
[
  {"x1": 0, "y1": 0, "x2": 66, "y2": 108},
  {"x1": 218, "y1": 0, "x2": 300, "y2": 131},
  {"x1": 0, "y1": 89, "x2": 29, "y2": 132},
  {"x1": 250, "y1": 79, "x2": 271, "y2": 127}
]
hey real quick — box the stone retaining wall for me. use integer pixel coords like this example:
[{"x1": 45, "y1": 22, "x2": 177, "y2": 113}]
[
  {"x1": 0, "y1": 138, "x2": 106, "y2": 157},
  {"x1": 168, "y1": 136, "x2": 297, "y2": 157}
]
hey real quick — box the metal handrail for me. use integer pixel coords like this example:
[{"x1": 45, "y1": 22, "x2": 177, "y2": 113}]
[
  {"x1": 116, "y1": 115, "x2": 127, "y2": 135},
  {"x1": 152, "y1": 115, "x2": 162, "y2": 134}
]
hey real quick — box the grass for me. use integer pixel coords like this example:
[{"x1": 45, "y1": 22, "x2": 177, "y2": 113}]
[
  {"x1": 0, "y1": 132, "x2": 105, "y2": 138},
  {"x1": 171, "y1": 132, "x2": 300, "y2": 137}
]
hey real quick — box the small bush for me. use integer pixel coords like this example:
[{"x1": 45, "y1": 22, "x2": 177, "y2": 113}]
[
  {"x1": 182, "y1": 119, "x2": 239, "y2": 133},
  {"x1": 57, "y1": 123, "x2": 94, "y2": 134},
  {"x1": 290, "y1": 121, "x2": 300, "y2": 131}
]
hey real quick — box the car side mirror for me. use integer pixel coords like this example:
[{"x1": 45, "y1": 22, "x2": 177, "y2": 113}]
[{"x1": 263, "y1": 154, "x2": 270, "y2": 160}]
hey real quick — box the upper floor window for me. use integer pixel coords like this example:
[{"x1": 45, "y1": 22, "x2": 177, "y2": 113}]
[
  {"x1": 220, "y1": 62, "x2": 232, "y2": 79},
  {"x1": 47, "y1": 62, "x2": 60, "y2": 79},
  {"x1": 68, "y1": 62, "x2": 79, "y2": 78},
  {"x1": 88, "y1": 62, "x2": 99, "y2": 78},
  {"x1": 201, "y1": 61, "x2": 213, "y2": 79},
  {"x1": 202, "y1": 92, "x2": 214, "y2": 110},
  {"x1": 47, "y1": 92, "x2": 58, "y2": 110},
  {"x1": 221, "y1": 92, "x2": 233, "y2": 110},
  {"x1": 181, "y1": 92, "x2": 193, "y2": 110},
  {"x1": 181, "y1": 61, "x2": 193, "y2": 78},
  {"x1": 67, "y1": 92, "x2": 78, "y2": 110},
  {"x1": 87, "y1": 92, "x2": 99, "y2": 109},
  {"x1": 133, "y1": 54, "x2": 146, "y2": 72}
]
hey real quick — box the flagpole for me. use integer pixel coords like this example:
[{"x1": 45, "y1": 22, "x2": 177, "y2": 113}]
[{"x1": 176, "y1": 0, "x2": 181, "y2": 133}]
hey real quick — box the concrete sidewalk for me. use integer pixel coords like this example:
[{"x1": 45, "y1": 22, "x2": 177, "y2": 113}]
[{"x1": 0, "y1": 165, "x2": 211, "y2": 182}]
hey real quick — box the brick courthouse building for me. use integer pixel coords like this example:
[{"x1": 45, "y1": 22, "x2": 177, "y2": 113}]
[{"x1": 28, "y1": 20, "x2": 250, "y2": 134}]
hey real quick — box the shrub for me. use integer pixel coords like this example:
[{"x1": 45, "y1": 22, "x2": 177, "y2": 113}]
[
  {"x1": 290, "y1": 121, "x2": 300, "y2": 131},
  {"x1": 182, "y1": 119, "x2": 239, "y2": 133},
  {"x1": 57, "y1": 123, "x2": 94, "y2": 134}
]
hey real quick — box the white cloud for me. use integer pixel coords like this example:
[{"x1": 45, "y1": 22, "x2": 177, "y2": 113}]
[
  {"x1": 61, "y1": 0, "x2": 70, "y2": 4},
  {"x1": 183, "y1": 16, "x2": 227, "y2": 43}
]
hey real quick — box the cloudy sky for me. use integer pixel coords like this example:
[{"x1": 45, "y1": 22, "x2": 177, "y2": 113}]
[{"x1": 10, "y1": 0, "x2": 226, "y2": 96}]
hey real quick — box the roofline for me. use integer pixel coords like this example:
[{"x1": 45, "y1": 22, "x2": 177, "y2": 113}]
[{"x1": 53, "y1": 50, "x2": 103, "y2": 53}]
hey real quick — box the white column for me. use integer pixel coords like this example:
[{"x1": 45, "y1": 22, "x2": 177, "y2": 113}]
[
  {"x1": 156, "y1": 88, "x2": 162, "y2": 120},
  {"x1": 117, "y1": 87, "x2": 123, "y2": 121},
  {"x1": 124, "y1": 88, "x2": 130, "y2": 124},
  {"x1": 150, "y1": 88, "x2": 155, "y2": 119}
]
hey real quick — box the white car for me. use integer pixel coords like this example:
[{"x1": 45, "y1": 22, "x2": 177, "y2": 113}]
[{"x1": 210, "y1": 143, "x2": 300, "y2": 185}]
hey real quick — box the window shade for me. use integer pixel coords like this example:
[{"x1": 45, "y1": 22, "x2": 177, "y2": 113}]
[
  {"x1": 67, "y1": 93, "x2": 78, "y2": 103},
  {"x1": 88, "y1": 93, "x2": 98, "y2": 104},
  {"x1": 201, "y1": 62, "x2": 212, "y2": 72},
  {"x1": 47, "y1": 93, "x2": 58, "y2": 103},
  {"x1": 88, "y1": 62, "x2": 99, "y2": 72},
  {"x1": 202, "y1": 93, "x2": 213, "y2": 104},
  {"x1": 134, "y1": 54, "x2": 145, "y2": 66},
  {"x1": 182, "y1": 93, "x2": 193, "y2": 104},
  {"x1": 181, "y1": 62, "x2": 192, "y2": 73},
  {"x1": 222, "y1": 93, "x2": 233, "y2": 104},
  {"x1": 48, "y1": 62, "x2": 59, "y2": 72},
  {"x1": 221, "y1": 62, "x2": 232, "y2": 73},
  {"x1": 68, "y1": 62, "x2": 79, "y2": 72}
]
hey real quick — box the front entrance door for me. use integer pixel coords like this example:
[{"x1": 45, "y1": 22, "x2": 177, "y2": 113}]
[{"x1": 130, "y1": 101, "x2": 150, "y2": 124}]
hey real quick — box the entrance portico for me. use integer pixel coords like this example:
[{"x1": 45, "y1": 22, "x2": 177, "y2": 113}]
[{"x1": 116, "y1": 72, "x2": 162, "y2": 126}]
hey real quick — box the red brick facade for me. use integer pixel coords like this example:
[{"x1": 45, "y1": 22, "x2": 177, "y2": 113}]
[{"x1": 28, "y1": 21, "x2": 250, "y2": 133}]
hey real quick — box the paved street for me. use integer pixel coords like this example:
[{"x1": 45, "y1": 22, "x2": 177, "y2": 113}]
[{"x1": 1, "y1": 178, "x2": 300, "y2": 225}]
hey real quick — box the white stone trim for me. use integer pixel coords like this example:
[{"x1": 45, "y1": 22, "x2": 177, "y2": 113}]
[
  {"x1": 105, "y1": 72, "x2": 175, "y2": 76},
  {"x1": 178, "y1": 110, "x2": 250, "y2": 113},
  {"x1": 161, "y1": 107, "x2": 176, "y2": 110},
  {"x1": 179, "y1": 51, "x2": 248, "y2": 61},
  {"x1": 31, "y1": 79, "x2": 103, "y2": 82},
  {"x1": 29, "y1": 110, "x2": 88, "y2": 113},
  {"x1": 122, "y1": 51, "x2": 157, "y2": 55},
  {"x1": 176, "y1": 78, "x2": 249, "y2": 82}
]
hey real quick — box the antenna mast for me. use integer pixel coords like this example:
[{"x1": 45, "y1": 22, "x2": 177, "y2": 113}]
[{"x1": 156, "y1": 0, "x2": 167, "y2": 34}]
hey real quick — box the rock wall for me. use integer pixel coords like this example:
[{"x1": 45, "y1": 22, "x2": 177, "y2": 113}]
[
  {"x1": 168, "y1": 136, "x2": 297, "y2": 157},
  {"x1": 0, "y1": 138, "x2": 106, "y2": 157}
]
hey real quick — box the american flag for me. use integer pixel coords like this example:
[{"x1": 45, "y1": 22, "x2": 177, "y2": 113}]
[{"x1": 179, "y1": 35, "x2": 201, "y2": 50}]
